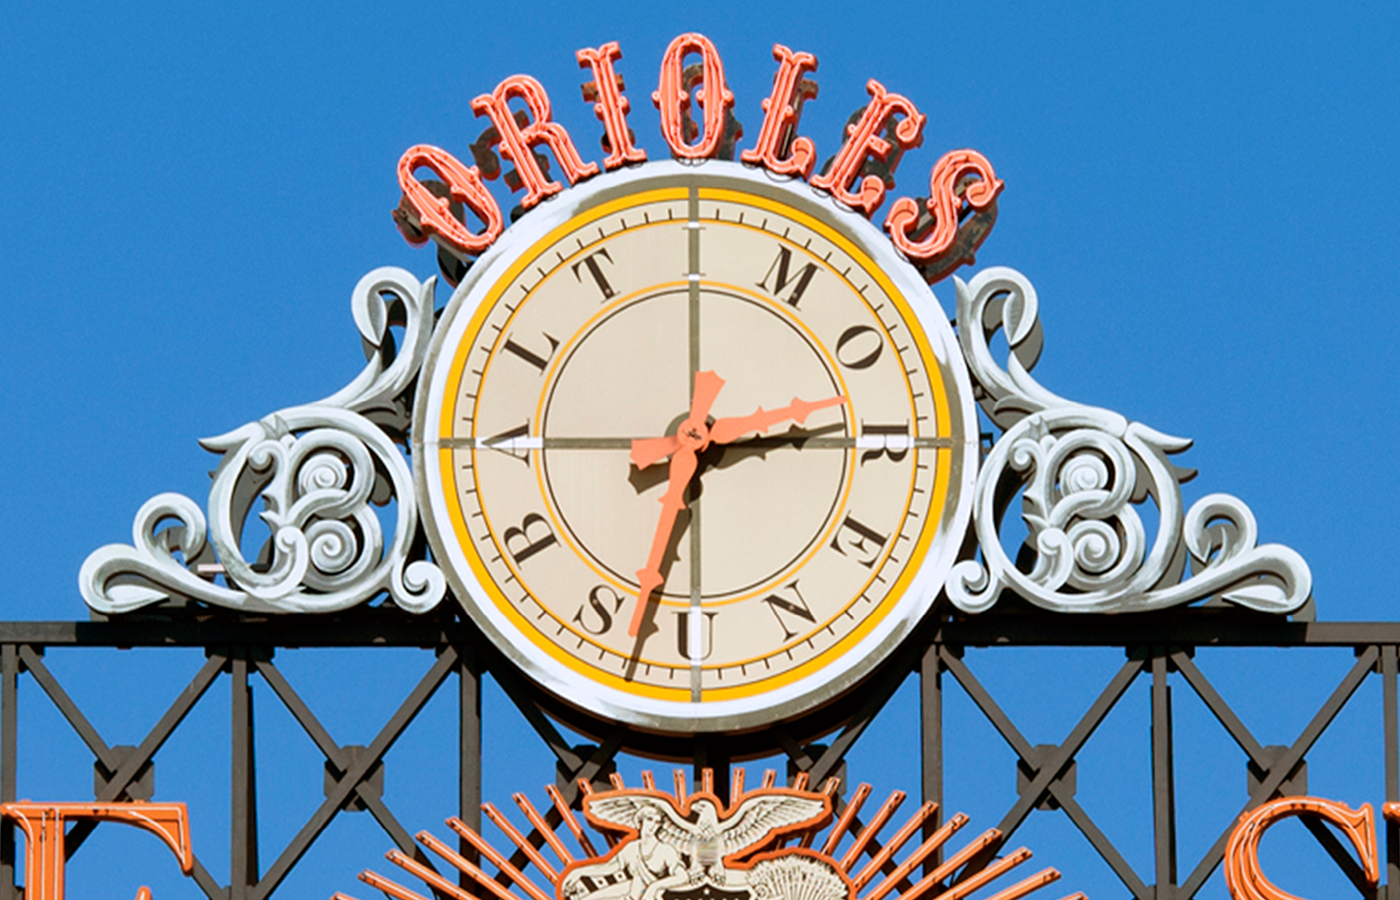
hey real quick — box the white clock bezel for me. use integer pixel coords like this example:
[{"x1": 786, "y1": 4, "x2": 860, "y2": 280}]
[{"x1": 413, "y1": 159, "x2": 977, "y2": 734}]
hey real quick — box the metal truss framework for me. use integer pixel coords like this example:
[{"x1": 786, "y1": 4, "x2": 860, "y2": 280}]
[{"x1": 0, "y1": 610, "x2": 1395, "y2": 900}]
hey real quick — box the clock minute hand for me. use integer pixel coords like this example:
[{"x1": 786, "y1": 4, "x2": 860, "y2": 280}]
[
  {"x1": 630, "y1": 446, "x2": 697, "y2": 636},
  {"x1": 708, "y1": 394, "x2": 847, "y2": 445},
  {"x1": 628, "y1": 370, "x2": 727, "y2": 637}
]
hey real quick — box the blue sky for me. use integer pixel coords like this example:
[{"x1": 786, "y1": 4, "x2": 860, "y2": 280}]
[{"x1": 2, "y1": 2, "x2": 1399, "y2": 899}]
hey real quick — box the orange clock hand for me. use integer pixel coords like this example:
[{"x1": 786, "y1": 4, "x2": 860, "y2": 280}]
[
  {"x1": 628, "y1": 370, "x2": 727, "y2": 636},
  {"x1": 687, "y1": 369, "x2": 726, "y2": 424},
  {"x1": 630, "y1": 435, "x2": 679, "y2": 469},
  {"x1": 630, "y1": 446, "x2": 697, "y2": 636},
  {"x1": 630, "y1": 370, "x2": 728, "y2": 469},
  {"x1": 708, "y1": 394, "x2": 847, "y2": 445}
]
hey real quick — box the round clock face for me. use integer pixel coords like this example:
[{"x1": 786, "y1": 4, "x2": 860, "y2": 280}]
[{"x1": 415, "y1": 160, "x2": 976, "y2": 734}]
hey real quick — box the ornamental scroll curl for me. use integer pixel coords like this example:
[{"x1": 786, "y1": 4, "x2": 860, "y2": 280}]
[
  {"x1": 80, "y1": 267, "x2": 446, "y2": 615},
  {"x1": 946, "y1": 267, "x2": 1311, "y2": 615}
]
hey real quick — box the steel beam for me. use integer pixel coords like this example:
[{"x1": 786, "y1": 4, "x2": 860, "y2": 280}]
[
  {"x1": 941, "y1": 648, "x2": 1152, "y2": 900},
  {"x1": 919, "y1": 642, "x2": 942, "y2": 873},
  {"x1": 1151, "y1": 654, "x2": 1176, "y2": 900},
  {"x1": 249, "y1": 647, "x2": 458, "y2": 900},
  {"x1": 1385, "y1": 645, "x2": 1398, "y2": 900},
  {"x1": 1, "y1": 645, "x2": 15, "y2": 900},
  {"x1": 0, "y1": 617, "x2": 461, "y2": 647},
  {"x1": 1179, "y1": 646, "x2": 1379, "y2": 898},
  {"x1": 460, "y1": 637, "x2": 482, "y2": 873},
  {"x1": 936, "y1": 616, "x2": 1400, "y2": 648},
  {"x1": 231, "y1": 654, "x2": 258, "y2": 900},
  {"x1": 3, "y1": 612, "x2": 1400, "y2": 650}
]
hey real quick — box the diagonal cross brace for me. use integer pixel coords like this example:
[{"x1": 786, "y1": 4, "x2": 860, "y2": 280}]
[
  {"x1": 487, "y1": 655, "x2": 589, "y2": 775},
  {"x1": 772, "y1": 637, "x2": 930, "y2": 891},
  {"x1": 1172, "y1": 652, "x2": 1265, "y2": 761},
  {"x1": 255, "y1": 659, "x2": 427, "y2": 864},
  {"x1": 990, "y1": 655, "x2": 1143, "y2": 839},
  {"x1": 791, "y1": 631, "x2": 928, "y2": 789},
  {"x1": 20, "y1": 647, "x2": 123, "y2": 777},
  {"x1": 21, "y1": 648, "x2": 226, "y2": 900},
  {"x1": 1177, "y1": 646, "x2": 1379, "y2": 898},
  {"x1": 1171, "y1": 651, "x2": 1371, "y2": 892},
  {"x1": 940, "y1": 647, "x2": 1152, "y2": 900},
  {"x1": 488, "y1": 651, "x2": 627, "y2": 882},
  {"x1": 492, "y1": 732, "x2": 627, "y2": 886},
  {"x1": 249, "y1": 646, "x2": 459, "y2": 900}
]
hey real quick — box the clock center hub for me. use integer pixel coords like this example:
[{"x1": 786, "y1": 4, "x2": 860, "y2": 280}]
[{"x1": 678, "y1": 419, "x2": 710, "y2": 451}]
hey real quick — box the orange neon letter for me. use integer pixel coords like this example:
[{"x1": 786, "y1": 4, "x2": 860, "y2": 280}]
[
  {"x1": 395, "y1": 145, "x2": 504, "y2": 257},
  {"x1": 810, "y1": 79, "x2": 924, "y2": 217},
  {"x1": 471, "y1": 75, "x2": 600, "y2": 209},
  {"x1": 885, "y1": 149, "x2": 1004, "y2": 266},
  {"x1": 577, "y1": 42, "x2": 647, "y2": 170},
  {"x1": 740, "y1": 44, "x2": 819, "y2": 178},
  {"x1": 1224, "y1": 796, "x2": 1377, "y2": 900},
  {"x1": 2, "y1": 801, "x2": 193, "y2": 900},
  {"x1": 653, "y1": 33, "x2": 735, "y2": 160}
]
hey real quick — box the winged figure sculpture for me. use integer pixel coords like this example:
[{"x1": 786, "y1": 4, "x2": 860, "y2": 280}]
[{"x1": 558, "y1": 789, "x2": 846, "y2": 900}]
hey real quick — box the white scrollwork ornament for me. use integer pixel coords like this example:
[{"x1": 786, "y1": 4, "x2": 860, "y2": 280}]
[
  {"x1": 80, "y1": 267, "x2": 446, "y2": 615},
  {"x1": 946, "y1": 266, "x2": 1311, "y2": 615}
]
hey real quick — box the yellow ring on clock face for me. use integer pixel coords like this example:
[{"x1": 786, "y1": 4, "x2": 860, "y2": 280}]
[{"x1": 415, "y1": 161, "x2": 976, "y2": 732}]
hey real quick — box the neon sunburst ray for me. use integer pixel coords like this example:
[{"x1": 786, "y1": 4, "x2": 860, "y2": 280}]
[{"x1": 336, "y1": 769, "x2": 1086, "y2": 900}]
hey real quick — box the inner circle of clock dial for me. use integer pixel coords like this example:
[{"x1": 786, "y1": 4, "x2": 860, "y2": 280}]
[{"x1": 539, "y1": 286, "x2": 851, "y2": 602}]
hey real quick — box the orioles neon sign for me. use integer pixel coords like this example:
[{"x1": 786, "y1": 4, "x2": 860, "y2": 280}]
[{"x1": 391, "y1": 33, "x2": 1003, "y2": 285}]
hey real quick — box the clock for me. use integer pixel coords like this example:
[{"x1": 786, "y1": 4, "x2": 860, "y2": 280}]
[{"x1": 413, "y1": 160, "x2": 976, "y2": 734}]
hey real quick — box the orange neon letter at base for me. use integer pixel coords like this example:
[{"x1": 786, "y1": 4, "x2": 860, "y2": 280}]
[
  {"x1": 471, "y1": 75, "x2": 600, "y2": 209},
  {"x1": 577, "y1": 42, "x2": 647, "y2": 170},
  {"x1": 2, "y1": 801, "x2": 193, "y2": 900},
  {"x1": 740, "y1": 45, "x2": 819, "y2": 178},
  {"x1": 653, "y1": 33, "x2": 735, "y2": 160},
  {"x1": 395, "y1": 145, "x2": 504, "y2": 257},
  {"x1": 885, "y1": 149, "x2": 1004, "y2": 265},
  {"x1": 1223, "y1": 796, "x2": 1377, "y2": 900},
  {"x1": 810, "y1": 79, "x2": 924, "y2": 217}
]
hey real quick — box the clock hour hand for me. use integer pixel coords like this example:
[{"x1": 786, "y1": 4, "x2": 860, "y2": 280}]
[
  {"x1": 708, "y1": 394, "x2": 847, "y2": 446},
  {"x1": 630, "y1": 434, "x2": 680, "y2": 470},
  {"x1": 686, "y1": 369, "x2": 726, "y2": 426},
  {"x1": 628, "y1": 370, "x2": 726, "y2": 637}
]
